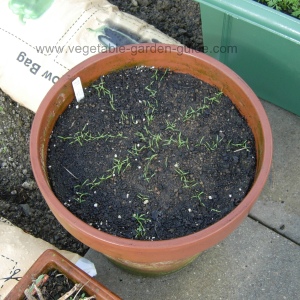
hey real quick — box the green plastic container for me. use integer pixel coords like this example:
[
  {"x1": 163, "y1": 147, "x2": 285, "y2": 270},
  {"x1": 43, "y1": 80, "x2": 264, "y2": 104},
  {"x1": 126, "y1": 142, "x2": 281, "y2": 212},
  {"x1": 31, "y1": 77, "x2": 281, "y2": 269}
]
[{"x1": 196, "y1": 0, "x2": 300, "y2": 116}]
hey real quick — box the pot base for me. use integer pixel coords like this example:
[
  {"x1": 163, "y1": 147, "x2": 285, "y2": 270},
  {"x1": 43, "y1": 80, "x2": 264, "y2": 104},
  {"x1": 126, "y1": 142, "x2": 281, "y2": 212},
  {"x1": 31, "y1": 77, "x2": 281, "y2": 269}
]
[{"x1": 105, "y1": 253, "x2": 201, "y2": 276}]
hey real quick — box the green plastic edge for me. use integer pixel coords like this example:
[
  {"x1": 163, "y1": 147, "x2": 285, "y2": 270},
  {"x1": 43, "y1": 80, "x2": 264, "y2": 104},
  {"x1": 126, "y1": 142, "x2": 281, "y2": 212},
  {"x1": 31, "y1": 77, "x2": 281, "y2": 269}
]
[{"x1": 195, "y1": 0, "x2": 300, "y2": 43}]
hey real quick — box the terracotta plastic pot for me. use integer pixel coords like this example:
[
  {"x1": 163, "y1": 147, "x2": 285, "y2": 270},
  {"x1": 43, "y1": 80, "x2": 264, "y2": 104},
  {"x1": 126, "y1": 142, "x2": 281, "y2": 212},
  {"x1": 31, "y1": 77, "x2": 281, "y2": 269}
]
[
  {"x1": 4, "y1": 249, "x2": 121, "y2": 300},
  {"x1": 30, "y1": 44, "x2": 272, "y2": 275}
]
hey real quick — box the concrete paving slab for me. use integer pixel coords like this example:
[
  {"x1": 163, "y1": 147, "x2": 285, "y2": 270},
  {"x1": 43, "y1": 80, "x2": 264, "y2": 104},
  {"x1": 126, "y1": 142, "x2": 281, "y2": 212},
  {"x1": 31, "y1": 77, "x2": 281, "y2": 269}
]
[
  {"x1": 250, "y1": 100, "x2": 300, "y2": 244},
  {"x1": 250, "y1": 199, "x2": 300, "y2": 244},
  {"x1": 85, "y1": 218, "x2": 300, "y2": 300}
]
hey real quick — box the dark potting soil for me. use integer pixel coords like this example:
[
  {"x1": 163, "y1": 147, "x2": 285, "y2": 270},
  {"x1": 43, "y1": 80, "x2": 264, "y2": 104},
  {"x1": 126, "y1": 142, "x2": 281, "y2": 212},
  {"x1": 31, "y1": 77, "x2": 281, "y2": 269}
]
[
  {"x1": 108, "y1": 0, "x2": 203, "y2": 50},
  {"x1": 47, "y1": 67, "x2": 256, "y2": 241},
  {"x1": 25, "y1": 269, "x2": 92, "y2": 300}
]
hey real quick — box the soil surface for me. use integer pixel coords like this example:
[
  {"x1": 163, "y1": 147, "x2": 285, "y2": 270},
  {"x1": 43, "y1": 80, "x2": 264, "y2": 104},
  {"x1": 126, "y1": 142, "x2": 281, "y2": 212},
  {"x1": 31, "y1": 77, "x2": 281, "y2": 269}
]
[
  {"x1": 25, "y1": 269, "x2": 92, "y2": 300},
  {"x1": 0, "y1": 0, "x2": 203, "y2": 254},
  {"x1": 47, "y1": 67, "x2": 256, "y2": 241}
]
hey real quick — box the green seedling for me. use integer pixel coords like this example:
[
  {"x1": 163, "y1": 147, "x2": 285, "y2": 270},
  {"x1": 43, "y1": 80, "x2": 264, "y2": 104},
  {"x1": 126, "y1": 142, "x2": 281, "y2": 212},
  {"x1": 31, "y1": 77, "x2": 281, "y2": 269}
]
[
  {"x1": 204, "y1": 135, "x2": 223, "y2": 151},
  {"x1": 182, "y1": 180, "x2": 197, "y2": 189},
  {"x1": 120, "y1": 110, "x2": 128, "y2": 124},
  {"x1": 92, "y1": 78, "x2": 111, "y2": 97},
  {"x1": 145, "y1": 108, "x2": 155, "y2": 125},
  {"x1": 74, "y1": 179, "x2": 90, "y2": 203},
  {"x1": 177, "y1": 132, "x2": 189, "y2": 149},
  {"x1": 102, "y1": 132, "x2": 127, "y2": 141},
  {"x1": 195, "y1": 136, "x2": 205, "y2": 147},
  {"x1": 175, "y1": 167, "x2": 189, "y2": 180},
  {"x1": 74, "y1": 179, "x2": 89, "y2": 189},
  {"x1": 58, "y1": 124, "x2": 92, "y2": 146},
  {"x1": 108, "y1": 93, "x2": 117, "y2": 111},
  {"x1": 144, "y1": 154, "x2": 157, "y2": 173},
  {"x1": 175, "y1": 166, "x2": 197, "y2": 188},
  {"x1": 59, "y1": 125, "x2": 126, "y2": 146},
  {"x1": 92, "y1": 79, "x2": 117, "y2": 111},
  {"x1": 181, "y1": 107, "x2": 197, "y2": 122},
  {"x1": 145, "y1": 153, "x2": 158, "y2": 164},
  {"x1": 135, "y1": 126, "x2": 162, "y2": 155},
  {"x1": 74, "y1": 191, "x2": 89, "y2": 203},
  {"x1": 196, "y1": 104, "x2": 210, "y2": 114},
  {"x1": 146, "y1": 136, "x2": 156, "y2": 152},
  {"x1": 160, "y1": 68, "x2": 169, "y2": 81},
  {"x1": 204, "y1": 92, "x2": 223, "y2": 104},
  {"x1": 136, "y1": 128, "x2": 162, "y2": 152},
  {"x1": 192, "y1": 191, "x2": 205, "y2": 207},
  {"x1": 165, "y1": 156, "x2": 168, "y2": 168},
  {"x1": 150, "y1": 68, "x2": 169, "y2": 81},
  {"x1": 145, "y1": 82, "x2": 157, "y2": 98},
  {"x1": 143, "y1": 125, "x2": 151, "y2": 135},
  {"x1": 143, "y1": 154, "x2": 157, "y2": 182},
  {"x1": 0, "y1": 141, "x2": 8, "y2": 154},
  {"x1": 258, "y1": 0, "x2": 300, "y2": 18},
  {"x1": 87, "y1": 174, "x2": 112, "y2": 189},
  {"x1": 165, "y1": 120, "x2": 178, "y2": 131},
  {"x1": 128, "y1": 144, "x2": 146, "y2": 156},
  {"x1": 143, "y1": 172, "x2": 155, "y2": 183},
  {"x1": 228, "y1": 140, "x2": 250, "y2": 152},
  {"x1": 135, "y1": 131, "x2": 147, "y2": 143},
  {"x1": 163, "y1": 135, "x2": 176, "y2": 146},
  {"x1": 133, "y1": 213, "x2": 149, "y2": 238},
  {"x1": 137, "y1": 193, "x2": 150, "y2": 203},
  {"x1": 151, "y1": 69, "x2": 159, "y2": 80},
  {"x1": 143, "y1": 100, "x2": 157, "y2": 110},
  {"x1": 131, "y1": 115, "x2": 137, "y2": 124},
  {"x1": 151, "y1": 133, "x2": 162, "y2": 149},
  {"x1": 181, "y1": 104, "x2": 209, "y2": 122},
  {"x1": 211, "y1": 208, "x2": 221, "y2": 213},
  {"x1": 110, "y1": 156, "x2": 131, "y2": 175}
]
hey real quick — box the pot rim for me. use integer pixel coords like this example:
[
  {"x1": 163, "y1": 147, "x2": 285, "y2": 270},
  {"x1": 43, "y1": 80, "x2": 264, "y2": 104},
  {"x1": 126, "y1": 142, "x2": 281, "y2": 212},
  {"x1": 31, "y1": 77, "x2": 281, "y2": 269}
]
[{"x1": 30, "y1": 43, "x2": 272, "y2": 252}]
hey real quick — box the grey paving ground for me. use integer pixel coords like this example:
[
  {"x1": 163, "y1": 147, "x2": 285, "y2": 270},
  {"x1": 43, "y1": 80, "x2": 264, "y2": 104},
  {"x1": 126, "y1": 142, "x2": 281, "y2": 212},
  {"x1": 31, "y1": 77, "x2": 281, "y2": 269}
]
[
  {"x1": 86, "y1": 218, "x2": 299, "y2": 300},
  {"x1": 85, "y1": 100, "x2": 300, "y2": 300},
  {"x1": 250, "y1": 101, "x2": 300, "y2": 244}
]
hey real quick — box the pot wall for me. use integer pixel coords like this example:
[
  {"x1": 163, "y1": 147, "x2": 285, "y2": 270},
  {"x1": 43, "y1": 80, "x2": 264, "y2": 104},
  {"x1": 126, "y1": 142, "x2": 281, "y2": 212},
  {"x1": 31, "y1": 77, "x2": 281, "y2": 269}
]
[
  {"x1": 196, "y1": 0, "x2": 300, "y2": 116},
  {"x1": 30, "y1": 44, "x2": 272, "y2": 275}
]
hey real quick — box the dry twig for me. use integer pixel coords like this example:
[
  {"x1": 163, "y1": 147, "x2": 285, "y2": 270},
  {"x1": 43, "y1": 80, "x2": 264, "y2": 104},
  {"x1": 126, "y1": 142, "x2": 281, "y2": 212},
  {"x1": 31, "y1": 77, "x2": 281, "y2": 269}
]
[
  {"x1": 24, "y1": 289, "x2": 36, "y2": 300},
  {"x1": 57, "y1": 283, "x2": 82, "y2": 300},
  {"x1": 33, "y1": 283, "x2": 45, "y2": 300}
]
